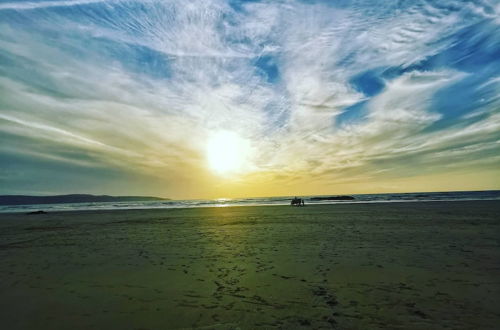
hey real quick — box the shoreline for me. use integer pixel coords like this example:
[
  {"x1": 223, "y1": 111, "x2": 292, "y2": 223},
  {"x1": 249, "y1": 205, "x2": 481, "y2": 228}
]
[{"x1": 1, "y1": 197, "x2": 499, "y2": 215}]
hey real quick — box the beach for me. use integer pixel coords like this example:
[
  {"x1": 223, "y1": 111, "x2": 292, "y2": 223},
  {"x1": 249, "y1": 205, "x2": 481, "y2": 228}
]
[{"x1": 1, "y1": 201, "x2": 499, "y2": 329}]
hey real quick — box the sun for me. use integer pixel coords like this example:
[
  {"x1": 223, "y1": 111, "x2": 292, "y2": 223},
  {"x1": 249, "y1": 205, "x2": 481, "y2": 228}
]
[{"x1": 206, "y1": 131, "x2": 250, "y2": 175}]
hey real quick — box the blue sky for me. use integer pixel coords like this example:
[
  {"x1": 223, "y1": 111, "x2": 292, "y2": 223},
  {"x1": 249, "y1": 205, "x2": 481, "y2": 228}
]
[{"x1": 0, "y1": 0, "x2": 499, "y2": 198}]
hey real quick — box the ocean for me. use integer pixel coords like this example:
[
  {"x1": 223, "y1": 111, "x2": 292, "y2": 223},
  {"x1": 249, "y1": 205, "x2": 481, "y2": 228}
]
[{"x1": 1, "y1": 190, "x2": 499, "y2": 213}]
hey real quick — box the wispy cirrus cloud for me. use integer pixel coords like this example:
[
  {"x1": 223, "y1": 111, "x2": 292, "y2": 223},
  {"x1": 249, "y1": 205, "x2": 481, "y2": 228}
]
[{"x1": 0, "y1": 0, "x2": 499, "y2": 197}]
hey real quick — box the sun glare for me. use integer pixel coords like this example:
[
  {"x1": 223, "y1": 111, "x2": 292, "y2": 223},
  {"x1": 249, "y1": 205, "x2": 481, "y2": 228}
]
[{"x1": 206, "y1": 131, "x2": 250, "y2": 175}]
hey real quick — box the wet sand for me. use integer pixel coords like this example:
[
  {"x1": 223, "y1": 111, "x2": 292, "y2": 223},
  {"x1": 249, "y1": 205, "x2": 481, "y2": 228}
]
[{"x1": 1, "y1": 201, "x2": 499, "y2": 329}]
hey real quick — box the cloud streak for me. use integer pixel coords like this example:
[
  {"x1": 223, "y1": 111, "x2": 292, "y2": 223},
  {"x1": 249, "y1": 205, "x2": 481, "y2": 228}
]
[{"x1": 0, "y1": 0, "x2": 499, "y2": 197}]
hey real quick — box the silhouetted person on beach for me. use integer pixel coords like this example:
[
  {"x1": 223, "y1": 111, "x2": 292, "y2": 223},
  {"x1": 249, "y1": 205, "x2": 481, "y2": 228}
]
[{"x1": 291, "y1": 197, "x2": 304, "y2": 206}]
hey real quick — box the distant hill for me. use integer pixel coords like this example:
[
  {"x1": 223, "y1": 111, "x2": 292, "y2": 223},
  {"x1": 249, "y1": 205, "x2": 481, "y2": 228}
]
[{"x1": 0, "y1": 194, "x2": 168, "y2": 206}]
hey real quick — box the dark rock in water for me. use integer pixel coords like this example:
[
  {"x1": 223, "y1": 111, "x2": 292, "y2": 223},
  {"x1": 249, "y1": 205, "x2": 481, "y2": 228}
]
[
  {"x1": 26, "y1": 210, "x2": 47, "y2": 215},
  {"x1": 310, "y1": 196, "x2": 355, "y2": 201}
]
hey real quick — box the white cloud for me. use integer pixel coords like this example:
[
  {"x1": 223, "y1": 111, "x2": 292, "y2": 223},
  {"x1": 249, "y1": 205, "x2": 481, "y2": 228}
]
[{"x1": 0, "y1": 0, "x2": 113, "y2": 10}]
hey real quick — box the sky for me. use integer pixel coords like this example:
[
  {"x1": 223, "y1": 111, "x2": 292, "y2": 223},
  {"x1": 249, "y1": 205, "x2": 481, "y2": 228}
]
[{"x1": 0, "y1": 0, "x2": 499, "y2": 199}]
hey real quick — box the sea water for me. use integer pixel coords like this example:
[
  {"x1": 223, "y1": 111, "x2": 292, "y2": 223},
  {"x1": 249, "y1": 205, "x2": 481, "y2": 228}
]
[{"x1": 1, "y1": 190, "x2": 499, "y2": 213}]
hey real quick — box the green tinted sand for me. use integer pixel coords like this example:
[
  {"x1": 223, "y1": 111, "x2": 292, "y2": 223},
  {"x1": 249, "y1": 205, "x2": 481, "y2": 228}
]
[{"x1": 1, "y1": 201, "x2": 499, "y2": 329}]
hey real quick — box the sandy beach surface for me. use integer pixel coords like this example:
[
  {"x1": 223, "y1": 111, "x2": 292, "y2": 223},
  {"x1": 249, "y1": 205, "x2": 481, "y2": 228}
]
[{"x1": 1, "y1": 201, "x2": 499, "y2": 329}]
